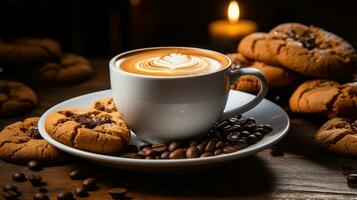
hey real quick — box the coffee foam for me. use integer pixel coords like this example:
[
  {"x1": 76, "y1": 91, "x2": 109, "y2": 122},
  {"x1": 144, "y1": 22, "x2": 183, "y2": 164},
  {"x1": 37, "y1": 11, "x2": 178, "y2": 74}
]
[{"x1": 116, "y1": 48, "x2": 228, "y2": 76}]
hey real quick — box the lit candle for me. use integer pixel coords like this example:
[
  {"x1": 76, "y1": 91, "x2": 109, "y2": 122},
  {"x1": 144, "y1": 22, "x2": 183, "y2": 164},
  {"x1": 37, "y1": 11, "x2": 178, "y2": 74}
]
[{"x1": 209, "y1": 1, "x2": 257, "y2": 50}]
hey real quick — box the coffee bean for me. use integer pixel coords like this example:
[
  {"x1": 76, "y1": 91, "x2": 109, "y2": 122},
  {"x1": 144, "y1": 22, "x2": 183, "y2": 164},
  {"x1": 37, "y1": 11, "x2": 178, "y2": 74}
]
[
  {"x1": 236, "y1": 117, "x2": 247, "y2": 125},
  {"x1": 186, "y1": 146, "x2": 200, "y2": 158},
  {"x1": 3, "y1": 190, "x2": 20, "y2": 200},
  {"x1": 223, "y1": 146, "x2": 237, "y2": 154},
  {"x1": 169, "y1": 148, "x2": 186, "y2": 159},
  {"x1": 246, "y1": 117, "x2": 255, "y2": 124},
  {"x1": 144, "y1": 148, "x2": 154, "y2": 157},
  {"x1": 215, "y1": 141, "x2": 223, "y2": 149},
  {"x1": 69, "y1": 169, "x2": 84, "y2": 180},
  {"x1": 347, "y1": 174, "x2": 357, "y2": 184},
  {"x1": 28, "y1": 174, "x2": 44, "y2": 186},
  {"x1": 139, "y1": 143, "x2": 151, "y2": 150},
  {"x1": 216, "y1": 121, "x2": 229, "y2": 129},
  {"x1": 145, "y1": 156, "x2": 154, "y2": 159},
  {"x1": 160, "y1": 151, "x2": 170, "y2": 159},
  {"x1": 27, "y1": 160, "x2": 42, "y2": 171},
  {"x1": 82, "y1": 178, "x2": 98, "y2": 191},
  {"x1": 205, "y1": 140, "x2": 216, "y2": 152},
  {"x1": 74, "y1": 187, "x2": 88, "y2": 197},
  {"x1": 200, "y1": 152, "x2": 213, "y2": 158},
  {"x1": 142, "y1": 146, "x2": 151, "y2": 152},
  {"x1": 254, "y1": 132, "x2": 264, "y2": 140},
  {"x1": 108, "y1": 187, "x2": 128, "y2": 199},
  {"x1": 197, "y1": 144, "x2": 206, "y2": 153},
  {"x1": 246, "y1": 135, "x2": 258, "y2": 144},
  {"x1": 12, "y1": 172, "x2": 26, "y2": 182},
  {"x1": 33, "y1": 192, "x2": 49, "y2": 200},
  {"x1": 3, "y1": 184, "x2": 17, "y2": 192},
  {"x1": 234, "y1": 139, "x2": 248, "y2": 150},
  {"x1": 152, "y1": 144, "x2": 167, "y2": 153},
  {"x1": 189, "y1": 140, "x2": 198, "y2": 147},
  {"x1": 227, "y1": 132, "x2": 240, "y2": 142},
  {"x1": 214, "y1": 149, "x2": 223, "y2": 156},
  {"x1": 138, "y1": 151, "x2": 146, "y2": 157},
  {"x1": 260, "y1": 124, "x2": 273, "y2": 134},
  {"x1": 240, "y1": 131, "x2": 250, "y2": 137},
  {"x1": 57, "y1": 191, "x2": 74, "y2": 200},
  {"x1": 168, "y1": 142, "x2": 180, "y2": 151},
  {"x1": 39, "y1": 188, "x2": 48, "y2": 193},
  {"x1": 243, "y1": 122, "x2": 256, "y2": 132}
]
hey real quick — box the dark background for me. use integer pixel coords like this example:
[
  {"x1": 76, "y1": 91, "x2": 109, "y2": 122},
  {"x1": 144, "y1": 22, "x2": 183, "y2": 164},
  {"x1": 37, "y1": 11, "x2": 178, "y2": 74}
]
[{"x1": 1, "y1": 0, "x2": 357, "y2": 57}]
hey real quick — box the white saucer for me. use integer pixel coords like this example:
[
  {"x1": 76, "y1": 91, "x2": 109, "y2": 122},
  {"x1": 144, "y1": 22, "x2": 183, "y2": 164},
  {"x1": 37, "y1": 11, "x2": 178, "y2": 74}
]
[{"x1": 38, "y1": 90, "x2": 289, "y2": 171}]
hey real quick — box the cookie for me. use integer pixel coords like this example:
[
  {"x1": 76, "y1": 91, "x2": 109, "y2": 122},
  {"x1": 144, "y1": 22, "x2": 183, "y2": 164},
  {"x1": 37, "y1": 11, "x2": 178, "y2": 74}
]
[
  {"x1": 227, "y1": 53, "x2": 294, "y2": 94},
  {"x1": 20, "y1": 54, "x2": 92, "y2": 85},
  {"x1": 0, "y1": 38, "x2": 61, "y2": 65},
  {"x1": 238, "y1": 32, "x2": 279, "y2": 65},
  {"x1": 92, "y1": 98, "x2": 117, "y2": 113},
  {"x1": 289, "y1": 80, "x2": 357, "y2": 118},
  {"x1": 0, "y1": 117, "x2": 66, "y2": 164},
  {"x1": 267, "y1": 23, "x2": 357, "y2": 78},
  {"x1": 315, "y1": 118, "x2": 357, "y2": 157},
  {"x1": 45, "y1": 109, "x2": 130, "y2": 154},
  {"x1": 0, "y1": 80, "x2": 38, "y2": 117}
]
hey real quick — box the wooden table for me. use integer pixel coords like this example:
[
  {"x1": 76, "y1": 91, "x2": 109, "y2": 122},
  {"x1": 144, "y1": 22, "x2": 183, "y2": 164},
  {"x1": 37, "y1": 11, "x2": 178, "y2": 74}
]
[{"x1": 1, "y1": 59, "x2": 357, "y2": 200}]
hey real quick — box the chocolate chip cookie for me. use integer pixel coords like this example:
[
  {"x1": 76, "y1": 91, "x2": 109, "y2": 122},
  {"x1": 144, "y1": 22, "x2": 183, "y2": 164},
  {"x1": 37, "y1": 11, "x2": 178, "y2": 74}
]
[
  {"x1": 20, "y1": 54, "x2": 92, "y2": 85},
  {"x1": 267, "y1": 23, "x2": 357, "y2": 78},
  {"x1": 92, "y1": 98, "x2": 117, "y2": 113},
  {"x1": 315, "y1": 118, "x2": 357, "y2": 157},
  {"x1": 45, "y1": 109, "x2": 130, "y2": 154},
  {"x1": 228, "y1": 53, "x2": 294, "y2": 94},
  {"x1": 0, "y1": 117, "x2": 66, "y2": 164},
  {"x1": 0, "y1": 38, "x2": 61, "y2": 65},
  {"x1": 289, "y1": 80, "x2": 357, "y2": 118},
  {"x1": 238, "y1": 32, "x2": 279, "y2": 65},
  {"x1": 0, "y1": 80, "x2": 38, "y2": 117}
]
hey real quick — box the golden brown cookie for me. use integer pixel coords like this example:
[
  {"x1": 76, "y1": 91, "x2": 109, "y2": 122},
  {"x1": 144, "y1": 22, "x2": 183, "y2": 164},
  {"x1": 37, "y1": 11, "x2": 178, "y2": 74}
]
[
  {"x1": 20, "y1": 54, "x2": 92, "y2": 85},
  {"x1": 238, "y1": 32, "x2": 279, "y2": 65},
  {"x1": 45, "y1": 109, "x2": 130, "y2": 154},
  {"x1": 289, "y1": 80, "x2": 357, "y2": 118},
  {"x1": 227, "y1": 53, "x2": 294, "y2": 94},
  {"x1": 315, "y1": 118, "x2": 357, "y2": 157},
  {"x1": 0, "y1": 80, "x2": 38, "y2": 117},
  {"x1": 267, "y1": 23, "x2": 357, "y2": 78},
  {"x1": 0, "y1": 117, "x2": 66, "y2": 164},
  {"x1": 0, "y1": 38, "x2": 62, "y2": 65},
  {"x1": 92, "y1": 98, "x2": 117, "y2": 113}
]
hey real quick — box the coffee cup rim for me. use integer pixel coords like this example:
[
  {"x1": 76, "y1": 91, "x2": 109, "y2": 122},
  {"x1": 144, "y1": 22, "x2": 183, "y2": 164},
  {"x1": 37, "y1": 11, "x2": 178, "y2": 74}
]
[{"x1": 109, "y1": 46, "x2": 232, "y2": 79}]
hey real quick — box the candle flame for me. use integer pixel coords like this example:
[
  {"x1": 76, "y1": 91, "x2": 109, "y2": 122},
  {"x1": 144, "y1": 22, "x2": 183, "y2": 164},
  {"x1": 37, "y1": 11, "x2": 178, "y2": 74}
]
[{"x1": 228, "y1": 1, "x2": 240, "y2": 23}]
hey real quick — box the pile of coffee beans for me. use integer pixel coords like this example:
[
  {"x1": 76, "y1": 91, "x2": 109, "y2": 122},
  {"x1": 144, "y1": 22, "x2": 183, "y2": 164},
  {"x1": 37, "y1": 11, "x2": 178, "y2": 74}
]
[
  {"x1": 2, "y1": 160, "x2": 129, "y2": 200},
  {"x1": 119, "y1": 115, "x2": 273, "y2": 159}
]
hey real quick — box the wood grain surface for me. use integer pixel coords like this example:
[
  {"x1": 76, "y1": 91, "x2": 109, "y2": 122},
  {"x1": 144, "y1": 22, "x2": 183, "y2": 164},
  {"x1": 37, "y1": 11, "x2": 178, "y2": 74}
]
[{"x1": 1, "y1": 59, "x2": 357, "y2": 200}]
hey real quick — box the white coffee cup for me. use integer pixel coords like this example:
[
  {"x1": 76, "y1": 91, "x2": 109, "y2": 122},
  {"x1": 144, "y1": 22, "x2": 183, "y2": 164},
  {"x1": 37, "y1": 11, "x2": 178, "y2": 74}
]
[{"x1": 109, "y1": 47, "x2": 267, "y2": 143}]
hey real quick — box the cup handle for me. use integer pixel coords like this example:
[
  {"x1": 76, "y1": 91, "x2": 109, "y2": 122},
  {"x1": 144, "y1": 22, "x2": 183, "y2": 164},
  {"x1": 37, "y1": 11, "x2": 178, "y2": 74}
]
[{"x1": 221, "y1": 68, "x2": 268, "y2": 120}]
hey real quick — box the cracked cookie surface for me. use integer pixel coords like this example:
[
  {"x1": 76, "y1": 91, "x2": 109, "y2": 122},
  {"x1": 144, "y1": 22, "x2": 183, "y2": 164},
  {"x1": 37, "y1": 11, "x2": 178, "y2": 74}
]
[
  {"x1": 267, "y1": 23, "x2": 357, "y2": 78},
  {"x1": 0, "y1": 117, "x2": 66, "y2": 164},
  {"x1": 289, "y1": 80, "x2": 357, "y2": 118},
  {"x1": 92, "y1": 98, "x2": 117, "y2": 113},
  {"x1": 315, "y1": 118, "x2": 357, "y2": 157},
  {"x1": 21, "y1": 54, "x2": 92, "y2": 85},
  {"x1": 228, "y1": 53, "x2": 294, "y2": 94},
  {"x1": 45, "y1": 108, "x2": 130, "y2": 154},
  {"x1": 0, "y1": 38, "x2": 61, "y2": 65},
  {"x1": 238, "y1": 32, "x2": 279, "y2": 65},
  {"x1": 0, "y1": 80, "x2": 38, "y2": 117}
]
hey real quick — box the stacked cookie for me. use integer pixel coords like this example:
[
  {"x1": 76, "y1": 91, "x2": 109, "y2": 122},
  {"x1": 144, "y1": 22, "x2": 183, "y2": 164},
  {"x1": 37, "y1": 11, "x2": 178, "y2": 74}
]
[
  {"x1": 0, "y1": 38, "x2": 93, "y2": 85},
  {"x1": 230, "y1": 23, "x2": 357, "y2": 94},
  {"x1": 232, "y1": 23, "x2": 357, "y2": 157}
]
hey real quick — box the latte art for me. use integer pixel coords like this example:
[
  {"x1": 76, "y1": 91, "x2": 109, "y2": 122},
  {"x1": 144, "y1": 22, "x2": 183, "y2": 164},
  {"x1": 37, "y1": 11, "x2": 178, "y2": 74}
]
[
  {"x1": 135, "y1": 53, "x2": 220, "y2": 75},
  {"x1": 117, "y1": 48, "x2": 229, "y2": 76}
]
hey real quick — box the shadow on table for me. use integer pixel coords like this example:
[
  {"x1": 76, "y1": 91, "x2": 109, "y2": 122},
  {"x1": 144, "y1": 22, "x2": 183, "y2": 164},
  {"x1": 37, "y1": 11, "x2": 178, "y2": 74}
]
[{"x1": 82, "y1": 155, "x2": 276, "y2": 199}]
